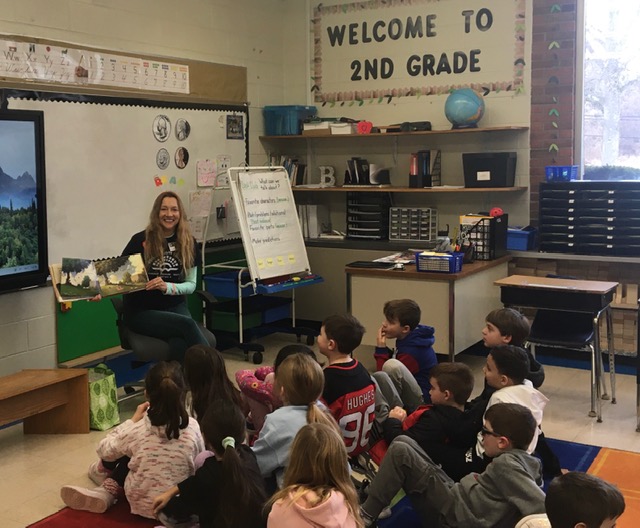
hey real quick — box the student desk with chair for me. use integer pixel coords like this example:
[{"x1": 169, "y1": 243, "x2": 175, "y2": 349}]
[
  {"x1": 346, "y1": 256, "x2": 510, "y2": 361},
  {"x1": 494, "y1": 274, "x2": 618, "y2": 423}
]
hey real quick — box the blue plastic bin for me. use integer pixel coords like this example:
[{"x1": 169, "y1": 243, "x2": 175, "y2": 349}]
[
  {"x1": 507, "y1": 227, "x2": 537, "y2": 250},
  {"x1": 263, "y1": 105, "x2": 317, "y2": 136},
  {"x1": 203, "y1": 271, "x2": 253, "y2": 298},
  {"x1": 415, "y1": 252, "x2": 464, "y2": 273}
]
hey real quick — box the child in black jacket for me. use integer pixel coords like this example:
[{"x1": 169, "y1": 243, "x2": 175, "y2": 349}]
[{"x1": 382, "y1": 362, "x2": 485, "y2": 481}]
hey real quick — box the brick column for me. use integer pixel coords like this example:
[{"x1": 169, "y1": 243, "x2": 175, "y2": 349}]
[{"x1": 530, "y1": 1, "x2": 578, "y2": 225}]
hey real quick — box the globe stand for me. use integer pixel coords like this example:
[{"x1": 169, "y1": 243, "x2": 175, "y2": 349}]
[{"x1": 451, "y1": 123, "x2": 479, "y2": 130}]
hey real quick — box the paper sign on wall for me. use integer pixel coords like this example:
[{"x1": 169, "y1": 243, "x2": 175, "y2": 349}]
[{"x1": 197, "y1": 159, "x2": 216, "y2": 187}]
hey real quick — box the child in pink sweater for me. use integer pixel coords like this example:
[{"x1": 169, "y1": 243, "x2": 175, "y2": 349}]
[
  {"x1": 60, "y1": 361, "x2": 203, "y2": 519},
  {"x1": 235, "y1": 344, "x2": 316, "y2": 432},
  {"x1": 267, "y1": 422, "x2": 362, "y2": 527}
]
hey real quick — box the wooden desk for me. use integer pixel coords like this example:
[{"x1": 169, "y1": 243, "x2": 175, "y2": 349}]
[
  {"x1": 346, "y1": 257, "x2": 510, "y2": 360},
  {"x1": 495, "y1": 275, "x2": 618, "y2": 422}
]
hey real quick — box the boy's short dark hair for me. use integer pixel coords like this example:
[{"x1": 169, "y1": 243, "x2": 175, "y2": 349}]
[
  {"x1": 486, "y1": 308, "x2": 530, "y2": 347},
  {"x1": 430, "y1": 362, "x2": 474, "y2": 405},
  {"x1": 383, "y1": 299, "x2": 421, "y2": 330},
  {"x1": 489, "y1": 345, "x2": 529, "y2": 385},
  {"x1": 322, "y1": 314, "x2": 365, "y2": 355},
  {"x1": 546, "y1": 472, "x2": 625, "y2": 528},
  {"x1": 274, "y1": 344, "x2": 317, "y2": 373},
  {"x1": 484, "y1": 402, "x2": 536, "y2": 450}
]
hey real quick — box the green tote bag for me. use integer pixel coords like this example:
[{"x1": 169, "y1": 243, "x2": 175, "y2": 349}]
[{"x1": 88, "y1": 364, "x2": 120, "y2": 431}]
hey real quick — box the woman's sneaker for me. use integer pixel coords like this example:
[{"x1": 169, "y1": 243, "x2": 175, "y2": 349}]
[
  {"x1": 60, "y1": 485, "x2": 116, "y2": 513},
  {"x1": 88, "y1": 461, "x2": 112, "y2": 485}
]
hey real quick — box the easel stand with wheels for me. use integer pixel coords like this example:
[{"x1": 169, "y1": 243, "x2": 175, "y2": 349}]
[{"x1": 200, "y1": 167, "x2": 323, "y2": 363}]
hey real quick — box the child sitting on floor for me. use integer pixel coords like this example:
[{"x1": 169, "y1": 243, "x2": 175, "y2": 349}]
[
  {"x1": 479, "y1": 345, "x2": 549, "y2": 456},
  {"x1": 374, "y1": 299, "x2": 437, "y2": 409},
  {"x1": 184, "y1": 344, "x2": 246, "y2": 421},
  {"x1": 267, "y1": 422, "x2": 363, "y2": 528},
  {"x1": 60, "y1": 361, "x2": 204, "y2": 519},
  {"x1": 545, "y1": 472, "x2": 625, "y2": 528},
  {"x1": 381, "y1": 362, "x2": 484, "y2": 481},
  {"x1": 318, "y1": 313, "x2": 377, "y2": 458},
  {"x1": 252, "y1": 353, "x2": 338, "y2": 491},
  {"x1": 235, "y1": 344, "x2": 317, "y2": 433},
  {"x1": 152, "y1": 399, "x2": 267, "y2": 528},
  {"x1": 480, "y1": 308, "x2": 544, "y2": 392},
  {"x1": 361, "y1": 403, "x2": 546, "y2": 528}
]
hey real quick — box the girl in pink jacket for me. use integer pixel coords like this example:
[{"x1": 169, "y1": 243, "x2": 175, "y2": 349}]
[{"x1": 267, "y1": 422, "x2": 363, "y2": 528}]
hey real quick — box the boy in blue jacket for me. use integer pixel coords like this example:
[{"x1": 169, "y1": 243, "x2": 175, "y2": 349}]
[{"x1": 374, "y1": 299, "x2": 437, "y2": 409}]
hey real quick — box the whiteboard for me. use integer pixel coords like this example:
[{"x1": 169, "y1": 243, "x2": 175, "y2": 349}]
[
  {"x1": 230, "y1": 167, "x2": 310, "y2": 282},
  {"x1": 8, "y1": 94, "x2": 247, "y2": 263}
]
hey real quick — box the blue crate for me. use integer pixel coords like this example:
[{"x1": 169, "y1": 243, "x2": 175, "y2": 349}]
[
  {"x1": 203, "y1": 271, "x2": 253, "y2": 298},
  {"x1": 415, "y1": 252, "x2": 464, "y2": 273},
  {"x1": 507, "y1": 227, "x2": 537, "y2": 250},
  {"x1": 545, "y1": 165, "x2": 579, "y2": 182},
  {"x1": 263, "y1": 105, "x2": 317, "y2": 136}
]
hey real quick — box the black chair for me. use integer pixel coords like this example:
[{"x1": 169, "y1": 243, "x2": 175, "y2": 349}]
[
  {"x1": 526, "y1": 304, "x2": 615, "y2": 422},
  {"x1": 110, "y1": 296, "x2": 216, "y2": 363}
]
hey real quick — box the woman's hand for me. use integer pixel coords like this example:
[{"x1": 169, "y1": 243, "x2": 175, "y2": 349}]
[
  {"x1": 146, "y1": 277, "x2": 167, "y2": 293},
  {"x1": 131, "y1": 401, "x2": 150, "y2": 423}
]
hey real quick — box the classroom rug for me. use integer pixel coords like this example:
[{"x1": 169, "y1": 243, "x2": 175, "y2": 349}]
[
  {"x1": 26, "y1": 497, "x2": 156, "y2": 528},
  {"x1": 378, "y1": 438, "x2": 639, "y2": 528}
]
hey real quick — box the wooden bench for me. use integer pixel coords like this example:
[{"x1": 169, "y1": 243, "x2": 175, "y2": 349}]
[{"x1": 0, "y1": 369, "x2": 89, "y2": 434}]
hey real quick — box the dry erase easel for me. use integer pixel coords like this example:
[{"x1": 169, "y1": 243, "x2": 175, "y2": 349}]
[{"x1": 201, "y1": 167, "x2": 322, "y2": 363}]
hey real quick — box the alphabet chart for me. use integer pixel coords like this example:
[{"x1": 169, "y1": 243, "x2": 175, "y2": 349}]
[{"x1": 0, "y1": 38, "x2": 189, "y2": 94}]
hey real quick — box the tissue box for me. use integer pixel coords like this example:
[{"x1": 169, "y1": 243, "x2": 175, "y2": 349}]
[{"x1": 330, "y1": 122, "x2": 358, "y2": 135}]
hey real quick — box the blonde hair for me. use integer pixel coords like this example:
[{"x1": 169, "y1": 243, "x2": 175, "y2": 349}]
[
  {"x1": 270, "y1": 423, "x2": 363, "y2": 527},
  {"x1": 275, "y1": 353, "x2": 339, "y2": 431},
  {"x1": 144, "y1": 191, "x2": 195, "y2": 272}
]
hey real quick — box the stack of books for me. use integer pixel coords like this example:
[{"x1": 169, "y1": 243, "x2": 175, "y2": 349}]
[{"x1": 268, "y1": 155, "x2": 307, "y2": 186}]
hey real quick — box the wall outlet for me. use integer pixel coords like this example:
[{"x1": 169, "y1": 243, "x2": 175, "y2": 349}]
[
  {"x1": 215, "y1": 155, "x2": 231, "y2": 187},
  {"x1": 216, "y1": 154, "x2": 230, "y2": 172}
]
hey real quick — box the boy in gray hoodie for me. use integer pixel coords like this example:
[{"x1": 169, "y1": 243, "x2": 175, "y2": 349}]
[{"x1": 361, "y1": 402, "x2": 545, "y2": 528}]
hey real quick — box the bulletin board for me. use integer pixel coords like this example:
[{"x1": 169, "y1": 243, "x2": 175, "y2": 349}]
[
  {"x1": 229, "y1": 167, "x2": 311, "y2": 282},
  {"x1": 6, "y1": 91, "x2": 249, "y2": 264}
]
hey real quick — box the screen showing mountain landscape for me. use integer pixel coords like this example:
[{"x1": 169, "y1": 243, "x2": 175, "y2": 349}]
[{"x1": 0, "y1": 119, "x2": 40, "y2": 278}]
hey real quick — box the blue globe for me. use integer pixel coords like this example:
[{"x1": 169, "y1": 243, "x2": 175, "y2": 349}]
[{"x1": 444, "y1": 88, "x2": 485, "y2": 129}]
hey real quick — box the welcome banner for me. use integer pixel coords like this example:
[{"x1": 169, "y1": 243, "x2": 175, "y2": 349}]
[{"x1": 311, "y1": 0, "x2": 526, "y2": 104}]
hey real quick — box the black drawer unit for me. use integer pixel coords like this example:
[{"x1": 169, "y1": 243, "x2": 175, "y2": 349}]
[
  {"x1": 346, "y1": 192, "x2": 391, "y2": 240},
  {"x1": 540, "y1": 181, "x2": 640, "y2": 256}
]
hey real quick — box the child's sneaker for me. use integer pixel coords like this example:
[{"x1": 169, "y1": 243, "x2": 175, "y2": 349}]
[
  {"x1": 60, "y1": 485, "x2": 116, "y2": 513},
  {"x1": 88, "y1": 461, "x2": 112, "y2": 485}
]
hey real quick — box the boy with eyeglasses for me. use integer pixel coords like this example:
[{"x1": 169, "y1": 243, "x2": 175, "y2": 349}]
[{"x1": 360, "y1": 403, "x2": 546, "y2": 528}]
